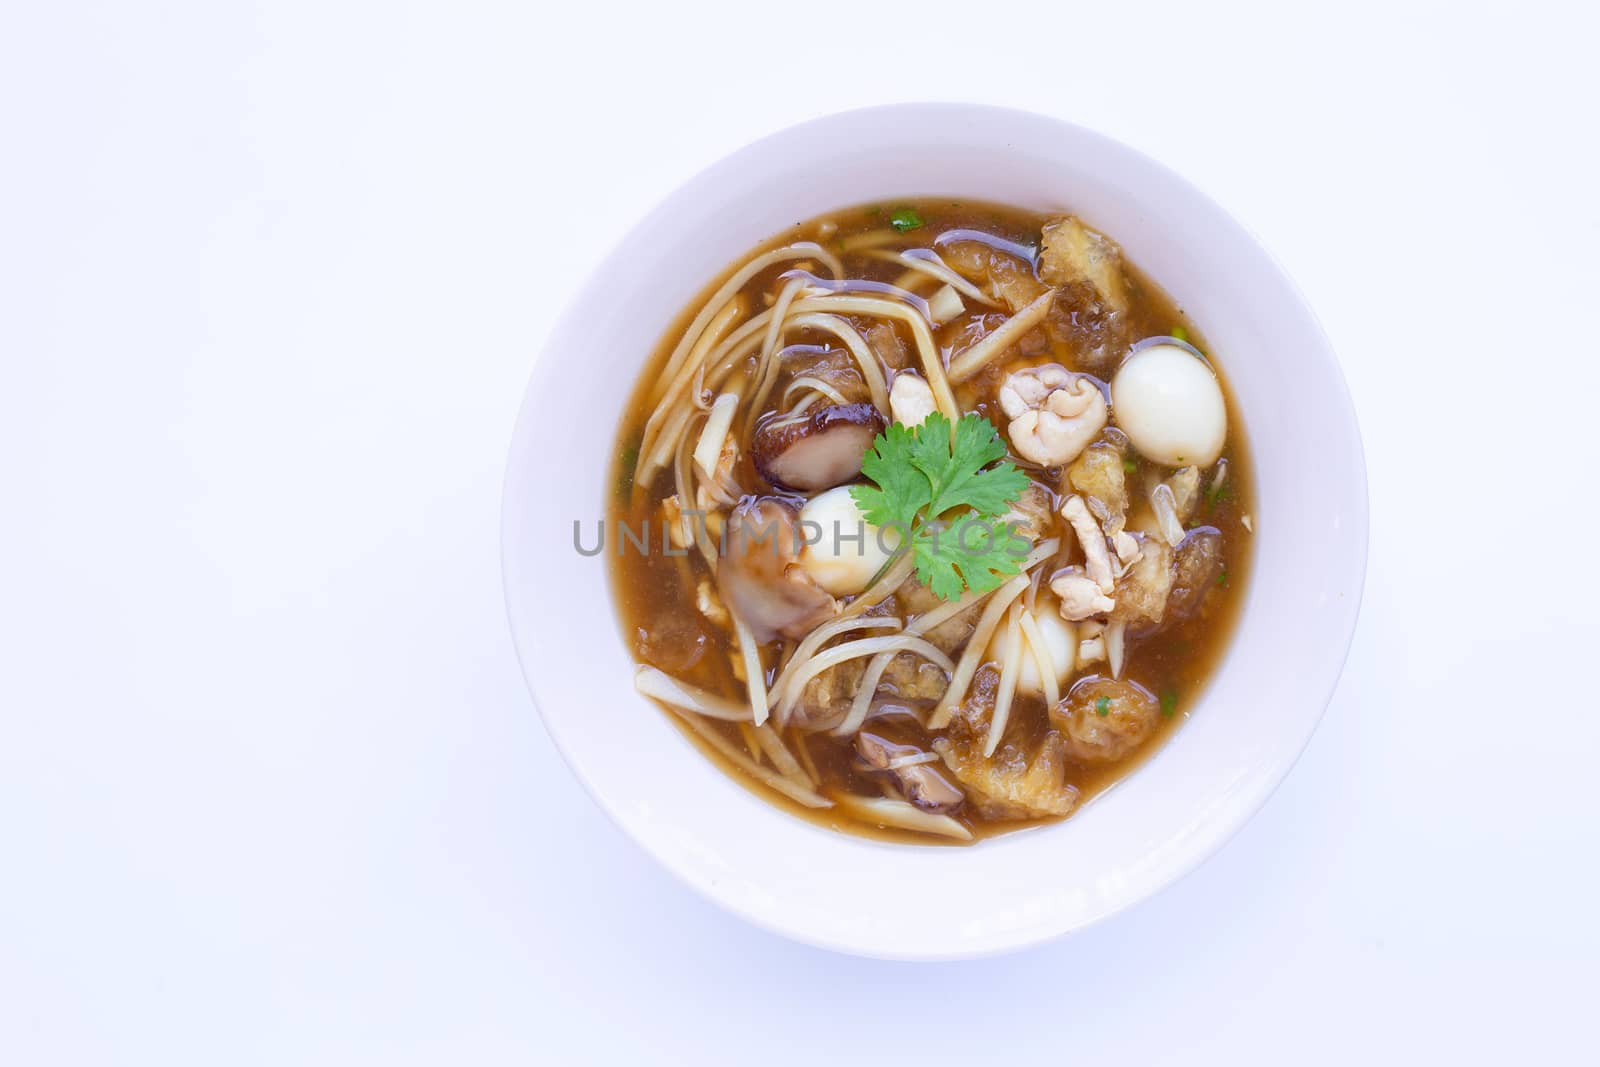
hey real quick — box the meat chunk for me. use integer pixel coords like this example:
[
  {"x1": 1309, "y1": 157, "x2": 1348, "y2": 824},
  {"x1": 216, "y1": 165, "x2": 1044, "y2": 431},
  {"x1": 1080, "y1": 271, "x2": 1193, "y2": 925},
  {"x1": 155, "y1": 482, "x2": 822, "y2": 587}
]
[
  {"x1": 931, "y1": 668, "x2": 1080, "y2": 819},
  {"x1": 889, "y1": 371, "x2": 936, "y2": 427},
  {"x1": 1051, "y1": 676, "x2": 1159, "y2": 764},
  {"x1": 1051, "y1": 567, "x2": 1114, "y2": 620},
  {"x1": 1061, "y1": 494, "x2": 1115, "y2": 594}
]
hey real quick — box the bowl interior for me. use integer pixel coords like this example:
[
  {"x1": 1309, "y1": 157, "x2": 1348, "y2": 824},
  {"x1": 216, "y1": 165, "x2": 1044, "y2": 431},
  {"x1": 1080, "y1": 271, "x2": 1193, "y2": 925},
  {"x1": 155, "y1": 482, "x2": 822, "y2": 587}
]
[{"x1": 502, "y1": 104, "x2": 1366, "y2": 959}]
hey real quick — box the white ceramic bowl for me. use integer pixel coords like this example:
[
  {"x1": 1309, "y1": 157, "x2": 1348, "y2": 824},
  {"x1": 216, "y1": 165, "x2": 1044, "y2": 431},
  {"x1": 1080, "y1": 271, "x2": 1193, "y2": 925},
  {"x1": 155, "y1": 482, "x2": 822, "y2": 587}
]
[{"x1": 502, "y1": 104, "x2": 1367, "y2": 960}]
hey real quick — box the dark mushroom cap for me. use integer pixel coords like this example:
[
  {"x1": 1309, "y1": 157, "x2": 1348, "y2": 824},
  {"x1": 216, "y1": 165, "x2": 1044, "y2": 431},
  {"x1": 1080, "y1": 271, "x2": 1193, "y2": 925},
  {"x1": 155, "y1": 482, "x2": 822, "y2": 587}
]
[
  {"x1": 751, "y1": 403, "x2": 886, "y2": 493},
  {"x1": 716, "y1": 497, "x2": 837, "y2": 643},
  {"x1": 856, "y1": 730, "x2": 965, "y2": 814}
]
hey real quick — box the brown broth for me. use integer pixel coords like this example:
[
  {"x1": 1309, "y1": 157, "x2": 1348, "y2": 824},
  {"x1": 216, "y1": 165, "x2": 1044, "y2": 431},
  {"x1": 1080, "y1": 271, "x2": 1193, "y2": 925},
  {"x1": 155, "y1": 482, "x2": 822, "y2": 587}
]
[{"x1": 607, "y1": 198, "x2": 1255, "y2": 844}]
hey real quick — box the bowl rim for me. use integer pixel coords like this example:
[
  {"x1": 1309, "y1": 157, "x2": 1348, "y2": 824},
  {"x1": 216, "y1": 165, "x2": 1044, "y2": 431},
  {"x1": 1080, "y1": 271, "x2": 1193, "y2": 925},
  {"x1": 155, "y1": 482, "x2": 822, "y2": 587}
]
[{"x1": 501, "y1": 102, "x2": 1369, "y2": 960}]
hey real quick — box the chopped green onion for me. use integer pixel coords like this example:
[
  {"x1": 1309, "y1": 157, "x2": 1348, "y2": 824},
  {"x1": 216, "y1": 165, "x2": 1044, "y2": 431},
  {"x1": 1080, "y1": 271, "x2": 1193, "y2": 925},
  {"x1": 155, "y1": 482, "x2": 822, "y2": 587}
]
[
  {"x1": 889, "y1": 208, "x2": 924, "y2": 233},
  {"x1": 1171, "y1": 326, "x2": 1189, "y2": 342},
  {"x1": 1122, "y1": 457, "x2": 1138, "y2": 474},
  {"x1": 1095, "y1": 696, "x2": 1111, "y2": 717},
  {"x1": 1206, "y1": 480, "x2": 1231, "y2": 508},
  {"x1": 1216, "y1": 566, "x2": 1230, "y2": 588},
  {"x1": 1160, "y1": 689, "x2": 1179, "y2": 718},
  {"x1": 616, "y1": 444, "x2": 639, "y2": 498}
]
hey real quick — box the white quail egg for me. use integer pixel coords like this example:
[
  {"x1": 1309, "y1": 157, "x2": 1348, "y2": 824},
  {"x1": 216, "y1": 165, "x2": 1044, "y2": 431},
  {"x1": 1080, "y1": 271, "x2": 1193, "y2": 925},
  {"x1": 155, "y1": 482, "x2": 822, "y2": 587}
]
[
  {"x1": 797, "y1": 486, "x2": 900, "y2": 596},
  {"x1": 1110, "y1": 342, "x2": 1227, "y2": 467}
]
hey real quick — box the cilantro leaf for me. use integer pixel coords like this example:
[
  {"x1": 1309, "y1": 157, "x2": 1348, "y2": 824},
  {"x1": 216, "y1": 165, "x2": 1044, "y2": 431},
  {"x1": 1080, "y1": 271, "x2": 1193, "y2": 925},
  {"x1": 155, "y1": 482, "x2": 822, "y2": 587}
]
[
  {"x1": 911, "y1": 517, "x2": 1025, "y2": 601},
  {"x1": 911, "y1": 527, "x2": 969, "y2": 602},
  {"x1": 850, "y1": 413, "x2": 1030, "y2": 602},
  {"x1": 911, "y1": 413, "x2": 1031, "y2": 519},
  {"x1": 1160, "y1": 689, "x2": 1179, "y2": 718},
  {"x1": 889, "y1": 207, "x2": 924, "y2": 232},
  {"x1": 852, "y1": 422, "x2": 930, "y2": 528}
]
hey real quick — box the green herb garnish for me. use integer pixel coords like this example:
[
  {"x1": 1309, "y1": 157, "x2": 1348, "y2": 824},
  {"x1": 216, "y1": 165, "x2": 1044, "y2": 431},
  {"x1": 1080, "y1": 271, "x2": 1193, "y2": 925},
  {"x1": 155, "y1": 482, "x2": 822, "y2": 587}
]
[
  {"x1": 1206, "y1": 479, "x2": 1231, "y2": 509},
  {"x1": 889, "y1": 207, "x2": 924, "y2": 233},
  {"x1": 850, "y1": 412, "x2": 1030, "y2": 601},
  {"x1": 1122, "y1": 457, "x2": 1138, "y2": 474},
  {"x1": 1171, "y1": 326, "x2": 1189, "y2": 343},
  {"x1": 1216, "y1": 566, "x2": 1230, "y2": 588},
  {"x1": 1160, "y1": 689, "x2": 1179, "y2": 718},
  {"x1": 616, "y1": 443, "x2": 639, "y2": 499},
  {"x1": 1095, "y1": 696, "x2": 1111, "y2": 717}
]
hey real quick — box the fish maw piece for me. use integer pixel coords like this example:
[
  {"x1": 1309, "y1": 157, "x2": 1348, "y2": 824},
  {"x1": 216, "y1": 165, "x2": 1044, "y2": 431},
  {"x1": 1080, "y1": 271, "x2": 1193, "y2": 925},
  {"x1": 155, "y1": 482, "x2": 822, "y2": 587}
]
[
  {"x1": 895, "y1": 579, "x2": 981, "y2": 655},
  {"x1": 932, "y1": 668, "x2": 1080, "y2": 818},
  {"x1": 1068, "y1": 440, "x2": 1129, "y2": 532},
  {"x1": 877, "y1": 653, "x2": 950, "y2": 706},
  {"x1": 1112, "y1": 534, "x2": 1174, "y2": 629},
  {"x1": 1003, "y1": 481, "x2": 1057, "y2": 543},
  {"x1": 1165, "y1": 527, "x2": 1224, "y2": 625},
  {"x1": 1039, "y1": 217, "x2": 1133, "y2": 374},
  {"x1": 791, "y1": 658, "x2": 866, "y2": 732},
  {"x1": 1050, "y1": 676, "x2": 1159, "y2": 764},
  {"x1": 1038, "y1": 216, "x2": 1130, "y2": 313},
  {"x1": 864, "y1": 322, "x2": 911, "y2": 371},
  {"x1": 941, "y1": 241, "x2": 1047, "y2": 313}
]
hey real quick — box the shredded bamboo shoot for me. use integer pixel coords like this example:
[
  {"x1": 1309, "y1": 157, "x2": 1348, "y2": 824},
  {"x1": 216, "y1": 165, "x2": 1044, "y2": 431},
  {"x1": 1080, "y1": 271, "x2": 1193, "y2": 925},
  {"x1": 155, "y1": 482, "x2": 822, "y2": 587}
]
[{"x1": 946, "y1": 289, "x2": 1056, "y2": 382}]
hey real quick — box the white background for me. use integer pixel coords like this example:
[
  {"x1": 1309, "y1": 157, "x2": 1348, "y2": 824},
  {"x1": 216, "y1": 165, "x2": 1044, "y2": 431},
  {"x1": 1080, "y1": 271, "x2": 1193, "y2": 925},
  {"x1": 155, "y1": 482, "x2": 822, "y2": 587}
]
[{"x1": 3, "y1": 0, "x2": 1597, "y2": 1062}]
